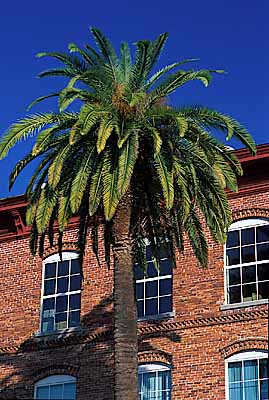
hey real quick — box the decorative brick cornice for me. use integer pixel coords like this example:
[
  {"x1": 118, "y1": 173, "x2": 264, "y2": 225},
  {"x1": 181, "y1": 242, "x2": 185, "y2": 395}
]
[
  {"x1": 32, "y1": 364, "x2": 80, "y2": 382},
  {"x1": 43, "y1": 242, "x2": 79, "y2": 259},
  {"x1": 220, "y1": 338, "x2": 268, "y2": 359},
  {"x1": 232, "y1": 207, "x2": 269, "y2": 222},
  {"x1": 138, "y1": 350, "x2": 172, "y2": 365}
]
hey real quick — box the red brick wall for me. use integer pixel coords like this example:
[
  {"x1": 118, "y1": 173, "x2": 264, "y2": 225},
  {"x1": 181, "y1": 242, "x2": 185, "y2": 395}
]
[{"x1": 0, "y1": 184, "x2": 268, "y2": 399}]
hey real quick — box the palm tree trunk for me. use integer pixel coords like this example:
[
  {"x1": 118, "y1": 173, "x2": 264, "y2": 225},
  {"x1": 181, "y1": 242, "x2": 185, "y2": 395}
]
[{"x1": 112, "y1": 192, "x2": 138, "y2": 400}]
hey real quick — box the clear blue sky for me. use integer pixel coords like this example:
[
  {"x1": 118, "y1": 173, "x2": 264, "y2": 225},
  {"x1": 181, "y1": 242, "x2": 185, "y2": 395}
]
[{"x1": 0, "y1": 0, "x2": 268, "y2": 197}]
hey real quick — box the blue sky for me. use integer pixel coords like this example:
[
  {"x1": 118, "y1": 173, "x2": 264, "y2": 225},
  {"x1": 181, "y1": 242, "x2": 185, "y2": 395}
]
[{"x1": 0, "y1": 0, "x2": 268, "y2": 197}]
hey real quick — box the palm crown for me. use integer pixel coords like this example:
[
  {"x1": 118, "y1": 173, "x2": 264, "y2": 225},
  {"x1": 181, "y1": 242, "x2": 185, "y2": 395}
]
[{"x1": 0, "y1": 28, "x2": 255, "y2": 268}]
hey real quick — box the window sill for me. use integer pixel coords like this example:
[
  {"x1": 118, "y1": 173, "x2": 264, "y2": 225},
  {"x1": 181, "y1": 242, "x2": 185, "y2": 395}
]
[
  {"x1": 34, "y1": 326, "x2": 82, "y2": 338},
  {"x1": 220, "y1": 299, "x2": 268, "y2": 311},
  {"x1": 137, "y1": 311, "x2": 175, "y2": 322}
]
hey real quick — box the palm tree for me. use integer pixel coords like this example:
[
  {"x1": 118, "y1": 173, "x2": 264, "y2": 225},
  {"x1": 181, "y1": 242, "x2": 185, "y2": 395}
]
[{"x1": 0, "y1": 28, "x2": 255, "y2": 399}]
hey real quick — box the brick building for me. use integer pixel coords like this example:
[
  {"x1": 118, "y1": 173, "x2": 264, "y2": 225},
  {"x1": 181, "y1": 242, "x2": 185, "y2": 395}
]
[{"x1": 0, "y1": 145, "x2": 268, "y2": 400}]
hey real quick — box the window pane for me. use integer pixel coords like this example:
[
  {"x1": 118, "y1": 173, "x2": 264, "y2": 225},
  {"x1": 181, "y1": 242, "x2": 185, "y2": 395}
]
[
  {"x1": 159, "y1": 259, "x2": 172, "y2": 276},
  {"x1": 227, "y1": 248, "x2": 240, "y2": 266},
  {"x1": 145, "y1": 298, "x2": 158, "y2": 316},
  {"x1": 229, "y1": 382, "x2": 243, "y2": 400},
  {"x1": 36, "y1": 386, "x2": 50, "y2": 399},
  {"x1": 145, "y1": 244, "x2": 153, "y2": 260},
  {"x1": 135, "y1": 264, "x2": 144, "y2": 280},
  {"x1": 244, "y1": 360, "x2": 258, "y2": 380},
  {"x1": 146, "y1": 281, "x2": 158, "y2": 298},
  {"x1": 56, "y1": 295, "x2": 68, "y2": 312},
  {"x1": 70, "y1": 275, "x2": 81, "y2": 292},
  {"x1": 146, "y1": 262, "x2": 158, "y2": 278},
  {"x1": 242, "y1": 283, "x2": 257, "y2": 302},
  {"x1": 227, "y1": 231, "x2": 239, "y2": 248},
  {"x1": 261, "y1": 380, "x2": 269, "y2": 400},
  {"x1": 63, "y1": 382, "x2": 76, "y2": 399},
  {"x1": 70, "y1": 293, "x2": 81, "y2": 310},
  {"x1": 43, "y1": 297, "x2": 55, "y2": 311},
  {"x1": 258, "y1": 281, "x2": 269, "y2": 299},
  {"x1": 143, "y1": 372, "x2": 157, "y2": 393},
  {"x1": 57, "y1": 277, "x2": 69, "y2": 294},
  {"x1": 242, "y1": 246, "x2": 255, "y2": 264},
  {"x1": 137, "y1": 301, "x2": 144, "y2": 318},
  {"x1": 159, "y1": 370, "x2": 170, "y2": 390},
  {"x1": 159, "y1": 296, "x2": 172, "y2": 314},
  {"x1": 136, "y1": 283, "x2": 144, "y2": 300},
  {"x1": 69, "y1": 310, "x2": 80, "y2": 327},
  {"x1": 228, "y1": 362, "x2": 242, "y2": 383},
  {"x1": 241, "y1": 228, "x2": 255, "y2": 245},
  {"x1": 50, "y1": 383, "x2": 63, "y2": 399},
  {"x1": 228, "y1": 286, "x2": 241, "y2": 304},
  {"x1": 44, "y1": 279, "x2": 56, "y2": 296},
  {"x1": 242, "y1": 265, "x2": 256, "y2": 283},
  {"x1": 244, "y1": 380, "x2": 259, "y2": 400},
  {"x1": 42, "y1": 317, "x2": 54, "y2": 333},
  {"x1": 228, "y1": 268, "x2": 241, "y2": 286},
  {"x1": 257, "y1": 243, "x2": 269, "y2": 261},
  {"x1": 58, "y1": 260, "x2": 69, "y2": 277},
  {"x1": 160, "y1": 279, "x2": 172, "y2": 296},
  {"x1": 259, "y1": 359, "x2": 269, "y2": 379},
  {"x1": 257, "y1": 225, "x2": 269, "y2": 243},
  {"x1": 45, "y1": 262, "x2": 56, "y2": 279},
  {"x1": 258, "y1": 263, "x2": 269, "y2": 281},
  {"x1": 55, "y1": 312, "x2": 68, "y2": 330},
  {"x1": 71, "y1": 258, "x2": 80, "y2": 274}
]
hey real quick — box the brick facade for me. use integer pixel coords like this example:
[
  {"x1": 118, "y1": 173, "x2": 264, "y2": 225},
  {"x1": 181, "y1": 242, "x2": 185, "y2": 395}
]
[{"x1": 0, "y1": 145, "x2": 268, "y2": 399}]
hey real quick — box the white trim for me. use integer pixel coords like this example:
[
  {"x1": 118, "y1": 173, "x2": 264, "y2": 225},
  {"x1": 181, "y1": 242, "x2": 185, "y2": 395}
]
[
  {"x1": 44, "y1": 251, "x2": 78, "y2": 263},
  {"x1": 138, "y1": 363, "x2": 171, "y2": 373},
  {"x1": 229, "y1": 218, "x2": 269, "y2": 231},
  {"x1": 35, "y1": 374, "x2": 76, "y2": 386}
]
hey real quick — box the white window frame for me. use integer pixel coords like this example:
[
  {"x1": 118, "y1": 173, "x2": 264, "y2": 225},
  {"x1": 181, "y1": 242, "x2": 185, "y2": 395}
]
[
  {"x1": 40, "y1": 252, "x2": 81, "y2": 333},
  {"x1": 138, "y1": 363, "x2": 172, "y2": 400},
  {"x1": 225, "y1": 350, "x2": 268, "y2": 400},
  {"x1": 34, "y1": 374, "x2": 76, "y2": 399},
  {"x1": 224, "y1": 218, "x2": 269, "y2": 306},
  {"x1": 136, "y1": 240, "x2": 173, "y2": 320}
]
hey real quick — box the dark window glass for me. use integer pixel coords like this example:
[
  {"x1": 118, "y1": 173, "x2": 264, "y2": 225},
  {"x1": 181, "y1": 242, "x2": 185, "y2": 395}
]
[
  {"x1": 43, "y1": 297, "x2": 55, "y2": 311},
  {"x1": 146, "y1": 262, "x2": 158, "y2": 278},
  {"x1": 242, "y1": 265, "x2": 256, "y2": 284},
  {"x1": 159, "y1": 259, "x2": 172, "y2": 276},
  {"x1": 145, "y1": 281, "x2": 158, "y2": 298},
  {"x1": 258, "y1": 263, "x2": 269, "y2": 281},
  {"x1": 227, "y1": 231, "x2": 239, "y2": 248},
  {"x1": 160, "y1": 278, "x2": 172, "y2": 296},
  {"x1": 45, "y1": 263, "x2": 56, "y2": 279},
  {"x1": 228, "y1": 268, "x2": 241, "y2": 286},
  {"x1": 241, "y1": 228, "x2": 255, "y2": 245},
  {"x1": 242, "y1": 246, "x2": 255, "y2": 264},
  {"x1": 55, "y1": 312, "x2": 67, "y2": 329},
  {"x1": 56, "y1": 295, "x2": 68, "y2": 312},
  {"x1": 70, "y1": 293, "x2": 81, "y2": 310},
  {"x1": 258, "y1": 281, "x2": 269, "y2": 299},
  {"x1": 57, "y1": 277, "x2": 69, "y2": 294},
  {"x1": 69, "y1": 310, "x2": 80, "y2": 327},
  {"x1": 135, "y1": 264, "x2": 144, "y2": 280},
  {"x1": 44, "y1": 279, "x2": 56, "y2": 296},
  {"x1": 261, "y1": 380, "x2": 268, "y2": 400},
  {"x1": 137, "y1": 301, "x2": 143, "y2": 318},
  {"x1": 136, "y1": 283, "x2": 143, "y2": 300},
  {"x1": 58, "y1": 261, "x2": 69, "y2": 277},
  {"x1": 156, "y1": 243, "x2": 170, "y2": 259},
  {"x1": 257, "y1": 243, "x2": 269, "y2": 261},
  {"x1": 257, "y1": 225, "x2": 269, "y2": 243},
  {"x1": 242, "y1": 283, "x2": 257, "y2": 302},
  {"x1": 70, "y1": 275, "x2": 81, "y2": 292},
  {"x1": 159, "y1": 296, "x2": 172, "y2": 314},
  {"x1": 71, "y1": 258, "x2": 80, "y2": 274},
  {"x1": 145, "y1": 245, "x2": 152, "y2": 260},
  {"x1": 229, "y1": 286, "x2": 241, "y2": 304},
  {"x1": 42, "y1": 317, "x2": 54, "y2": 332},
  {"x1": 259, "y1": 359, "x2": 269, "y2": 379},
  {"x1": 145, "y1": 298, "x2": 158, "y2": 316},
  {"x1": 227, "y1": 248, "x2": 240, "y2": 266}
]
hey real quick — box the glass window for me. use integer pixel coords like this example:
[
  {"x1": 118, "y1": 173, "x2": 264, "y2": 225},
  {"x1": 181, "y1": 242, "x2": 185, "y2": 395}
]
[
  {"x1": 41, "y1": 252, "x2": 81, "y2": 333},
  {"x1": 138, "y1": 364, "x2": 171, "y2": 400},
  {"x1": 225, "y1": 219, "x2": 269, "y2": 304},
  {"x1": 135, "y1": 242, "x2": 173, "y2": 318},
  {"x1": 227, "y1": 351, "x2": 268, "y2": 400},
  {"x1": 35, "y1": 375, "x2": 76, "y2": 400}
]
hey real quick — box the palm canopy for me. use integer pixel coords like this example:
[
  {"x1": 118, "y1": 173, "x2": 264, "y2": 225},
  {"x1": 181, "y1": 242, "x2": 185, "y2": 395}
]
[{"x1": 0, "y1": 28, "x2": 255, "y2": 268}]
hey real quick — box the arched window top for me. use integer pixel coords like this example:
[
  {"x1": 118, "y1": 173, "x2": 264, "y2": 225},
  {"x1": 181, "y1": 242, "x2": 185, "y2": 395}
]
[
  {"x1": 138, "y1": 363, "x2": 171, "y2": 373},
  {"x1": 44, "y1": 251, "x2": 78, "y2": 263},
  {"x1": 35, "y1": 374, "x2": 76, "y2": 386},
  {"x1": 226, "y1": 350, "x2": 268, "y2": 362},
  {"x1": 229, "y1": 217, "x2": 269, "y2": 231}
]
